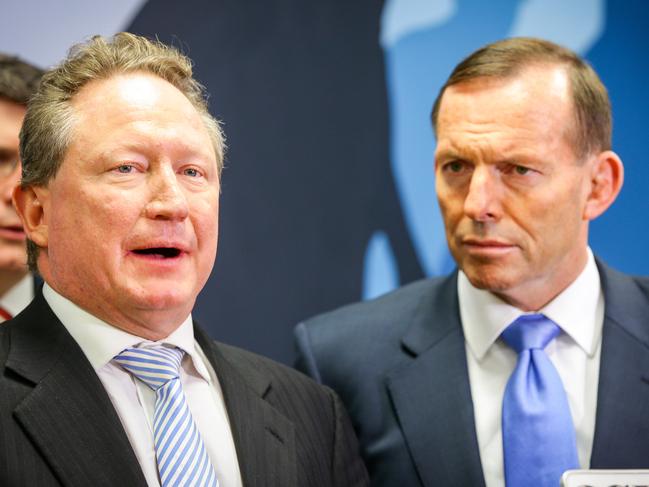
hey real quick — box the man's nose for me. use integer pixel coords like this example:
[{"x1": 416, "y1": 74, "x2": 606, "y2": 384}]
[
  {"x1": 463, "y1": 166, "x2": 501, "y2": 222},
  {"x1": 144, "y1": 167, "x2": 189, "y2": 221}
]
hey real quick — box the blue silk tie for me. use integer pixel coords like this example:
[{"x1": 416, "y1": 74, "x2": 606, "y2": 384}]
[
  {"x1": 115, "y1": 346, "x2": 219, "y2": 487},
  {"x1": 501, "y1": 314, "x2": 579, "y2": 487}
]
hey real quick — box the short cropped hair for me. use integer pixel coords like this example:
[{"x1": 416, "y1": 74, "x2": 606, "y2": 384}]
[
  {"x1": 20, "y1": 32, "x2": 225, "y2": 271},
  {"x1": 431, "y1": 37, "x2": 611, "y2": 159},
  {"x1": 0, "y1": 54, "x2": 44, "y2": 105}
]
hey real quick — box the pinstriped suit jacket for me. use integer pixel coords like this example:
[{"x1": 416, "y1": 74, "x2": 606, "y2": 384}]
[{"x1": 0, "y1": 291, "x2": 369, "y2": 487}]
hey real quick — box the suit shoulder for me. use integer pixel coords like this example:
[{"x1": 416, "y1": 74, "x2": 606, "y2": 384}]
[
  {"x1": 598, "y1": 258, "x2": 649, "y2": 300},
  {"x1": 630, "y1": 273, "x2": 649, "y2": 294},
  {"x1": 215, "y1": 341, "x2": 331, "y2": 393},
  {"x1": 299, "y1": 275, "x2": 453, "y2": 340},
  {"x1": 627, "y1": 274, "x2": 649, "y2": 300}
]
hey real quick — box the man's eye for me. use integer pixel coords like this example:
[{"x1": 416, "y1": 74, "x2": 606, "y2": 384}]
[
  {"x1": 514, "y1": 165, "x2": 530, "y2": 175},
  {"x1": 183, "y1": 168, "x2": 200, "y2": 177},
  {"x1": 445, "y1": 161, "x2": 464, "y2": 173},
  {"x1": 116, "y1": 165, "x2": 133, "y2": 173}
]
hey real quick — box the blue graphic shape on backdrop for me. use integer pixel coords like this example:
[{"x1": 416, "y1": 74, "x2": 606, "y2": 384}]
[
  {"x1": 509, "y1": 0, "x2": 604, "y2": 52},
  {"x1": 363, "y1": 231, "x2": 400, "y2": 299},
  {"x1": 380, "y1": 0, "x2": 456, "y2": 47},
  {"x1": 364, "y1": 0, "x2": 611, "y2": 299}
]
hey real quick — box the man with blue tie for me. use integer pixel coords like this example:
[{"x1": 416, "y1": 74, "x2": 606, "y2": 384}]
[
  {"x1": 0, "y1": 33, "x2": 368, "y2": 486},
  {"x1": 296, "y1": 37, "x2": 649, "y2": 486}
]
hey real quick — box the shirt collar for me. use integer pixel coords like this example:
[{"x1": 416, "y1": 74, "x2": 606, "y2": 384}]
[
  {"x1": 0, "y1": 273, "x2": 34, "y2": 318},
  {"x1": 459, "y1": 248, "x2": 603, "y2": 361},
  {"x1": 42, "y1": 283, "x2": 211, "y2": 382}
]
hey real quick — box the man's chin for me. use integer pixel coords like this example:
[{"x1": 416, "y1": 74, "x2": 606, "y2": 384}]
[
  {"x1": 128, "y1": 286, "x2": 197, "y2": 315},
  {"x1": 461, "y1": 264, "x2": 519, "y2": 294}
]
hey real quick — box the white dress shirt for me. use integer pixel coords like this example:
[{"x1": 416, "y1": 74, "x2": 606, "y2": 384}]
[
  {"x1": 460, "y1": 249, "x2": 604, "y2": 487},
  {"x1": 43, "y1": 284, "x2": 243, "y2": 487},
  {"x1": 0, "y1": 273, "x2": 34, "y2": 321}
]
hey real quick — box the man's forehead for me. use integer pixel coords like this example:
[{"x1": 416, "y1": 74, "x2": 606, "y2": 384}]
[
  {"x1": 438, "y1": 66, "x2": 574, "y2": 134},
  {"x1": 435, "y1": 66, "x2": 580, "y2": 162},
  {"x1": 68, "y1": 72, "x2": 209, "y2": 142},
  {"x1": 58, "y1": 72, "x2": 215, "y2": 170},
  {"x1": 445, "y1": 64, "x2": 570, "y2": 101},
  {"x1": 72, "y1": 72, "x2": 190, "y2": 113}
]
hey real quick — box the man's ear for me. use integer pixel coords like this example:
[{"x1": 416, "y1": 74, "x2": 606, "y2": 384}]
[
  {"x1": 13, "y1": 185, "x2": 49, "y2": 247},
  {"x1": 583, "y1": 150, "x2": 624, "y2": 221}
]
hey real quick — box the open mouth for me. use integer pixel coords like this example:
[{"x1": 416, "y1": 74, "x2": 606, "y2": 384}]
[{"x1": 132, "y1": 247, "x2": 182, "y2": 258}]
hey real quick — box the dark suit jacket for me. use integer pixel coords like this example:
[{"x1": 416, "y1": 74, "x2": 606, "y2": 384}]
[
  {"x1": 295, "y1": 259, "x2": 649, "y2": 486},
  {"x1": 0, "y1": 291, "x2": 369, "y2": 487}
]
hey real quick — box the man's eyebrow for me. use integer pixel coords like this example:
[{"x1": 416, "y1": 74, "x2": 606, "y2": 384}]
[
  {"x1": 495, "y1": 151, "x2": 547, "y2": 167},
  {"x1": 435, "y1": 148, "x2": 464, "y2": 160}
]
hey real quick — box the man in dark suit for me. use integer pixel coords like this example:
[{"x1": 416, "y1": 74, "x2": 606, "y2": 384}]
[
  {"x1": 296, "y1": 37, "x2": 648, "y2": 487},
  {"x1": 1, "y1": 32, "x2": 368, "y2": 487},
  {"x1": 0, "y1": 54, "x2": 43, "y2": 321}
]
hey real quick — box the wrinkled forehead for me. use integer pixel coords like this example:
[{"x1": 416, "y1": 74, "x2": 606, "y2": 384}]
[
  {"x1": 437, "y1": 66, "x2": 579, "y2": 153},
  {"x1": 65, "y1": 73, "x2": 219, "y2": 164},
  {"x1": 71, "y1": 73, "x2": 199, "y2": 124}
]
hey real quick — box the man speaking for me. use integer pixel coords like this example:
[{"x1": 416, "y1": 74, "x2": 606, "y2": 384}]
[
  {"x1": 1, "y1": 33, "x2": 368, "y2": 487},
  {"x1": 296, "y1": 38, "x2": 649, "y2": 486}
]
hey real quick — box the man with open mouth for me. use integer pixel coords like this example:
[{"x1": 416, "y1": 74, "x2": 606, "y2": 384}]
[{"x1": 0, "y1": 33, "x2": 368, "y2": 487}]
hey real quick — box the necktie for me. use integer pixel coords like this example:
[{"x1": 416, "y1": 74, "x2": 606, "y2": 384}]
[
  {"x1": 501, "y1": 314, "x2": 579, "y2": 487},
  {"x1": 115, "y1": 346, "x2": 219, "y2": 487}
]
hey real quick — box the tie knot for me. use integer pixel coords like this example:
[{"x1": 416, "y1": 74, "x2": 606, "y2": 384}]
[
  {"x1": 501, "y1": 314, "x2": 560, "y2": 353},
  {"x1": 114, "y1": 345, "x2": 184, "y2": 391}
]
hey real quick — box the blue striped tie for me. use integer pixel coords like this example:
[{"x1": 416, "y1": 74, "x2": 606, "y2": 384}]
[{"x1": 115, "y1": 346, "x2": 219, "y2": 487}]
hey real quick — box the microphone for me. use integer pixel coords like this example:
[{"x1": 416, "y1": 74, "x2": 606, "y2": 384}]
[{"x1": 561, "y1": 469, "x2": 649, "y2": 487}]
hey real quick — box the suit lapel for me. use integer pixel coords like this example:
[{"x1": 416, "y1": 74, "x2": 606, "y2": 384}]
[
  {"x1": 386, "y1": 273, "x2": 485, "y2": 487},
  {"x1": 195, "y1": 327, "x2": 296, "y2": 487},
  {"x1": 7, "y1": 293, "x2": 147, "y2": 487},
  {"x1": 591, "y1": 261, "x2": 649, "y2": 466}
]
